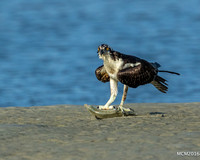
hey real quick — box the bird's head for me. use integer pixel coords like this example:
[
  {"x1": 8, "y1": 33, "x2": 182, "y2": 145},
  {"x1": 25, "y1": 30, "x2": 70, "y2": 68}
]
[{"x1": 97, "y1": 44, "x2": 112, "y2": 60}]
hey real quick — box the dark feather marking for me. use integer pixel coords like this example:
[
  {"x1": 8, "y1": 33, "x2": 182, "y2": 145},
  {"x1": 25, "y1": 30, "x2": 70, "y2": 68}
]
[
  {"x1": 95, "y1": 65, "x2": 110, "y2": 83},
  {"x1": 155, "y1": 76, "x2": 168, "y2": 86},
  {"x1": 117, "y1": 60, "x2": 157, "y2": 88},
  {"x1": 151, "y1": 76, "x2": 168, "y2": 93},
  {"x1": 159, "y1": 70, "x2": 180, "y2": 75}
]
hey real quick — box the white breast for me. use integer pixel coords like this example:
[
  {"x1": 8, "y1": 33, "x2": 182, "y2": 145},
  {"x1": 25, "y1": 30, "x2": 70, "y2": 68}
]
[{"x1": 104, "y1": 57, "x2": 124, "y2": 80}]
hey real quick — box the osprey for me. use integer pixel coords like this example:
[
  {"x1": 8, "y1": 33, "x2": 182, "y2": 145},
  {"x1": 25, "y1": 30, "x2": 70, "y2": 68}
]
[{"x1": 95, "y1": 44, "x2": 180, "y2": 112}]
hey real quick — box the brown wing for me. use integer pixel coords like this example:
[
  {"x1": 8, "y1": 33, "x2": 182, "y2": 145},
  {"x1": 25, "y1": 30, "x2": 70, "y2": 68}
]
[
  {"x1": 95, "y1": 65, "x2": 110, "y2": 83},
  {"x1": 117, "y1": 60, "x2": 157, "y2": 88}
]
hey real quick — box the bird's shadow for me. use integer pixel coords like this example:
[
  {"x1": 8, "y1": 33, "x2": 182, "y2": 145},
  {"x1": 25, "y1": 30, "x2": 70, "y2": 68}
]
[{"x1": 149, "y1": 112, "x2": 166, "y2": 117}]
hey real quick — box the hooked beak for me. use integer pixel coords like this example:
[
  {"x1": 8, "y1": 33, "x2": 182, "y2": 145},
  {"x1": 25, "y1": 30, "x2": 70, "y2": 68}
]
[{"x1": 97, "y1": 50, "x2": 104, "y2": 56}]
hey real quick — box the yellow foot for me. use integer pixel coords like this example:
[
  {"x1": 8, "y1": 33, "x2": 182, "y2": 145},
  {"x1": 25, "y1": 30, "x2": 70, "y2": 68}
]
[{"x1": 118, "y1": 106, "x2": 137, "y2": 116}]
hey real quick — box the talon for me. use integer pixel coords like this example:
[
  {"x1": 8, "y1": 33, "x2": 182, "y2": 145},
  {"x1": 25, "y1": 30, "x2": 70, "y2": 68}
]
[
  {"x1": 119, "y1": 107, "x2": 137, "y2": 116},
  {"x1": 108, "y1": 106, "x2": 114, "y2": 110},
  {"x1": 118, "y1": 106, "x2": 133, "y2": 113},
  {"x1": 97, "y1": 105, "x2": 116, "y2": 110}
]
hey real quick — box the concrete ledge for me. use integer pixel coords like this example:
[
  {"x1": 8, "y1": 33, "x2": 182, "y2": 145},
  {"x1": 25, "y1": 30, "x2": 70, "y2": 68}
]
[{"x1": 0, "y1": 103, "x2": 200, "y2": 160}]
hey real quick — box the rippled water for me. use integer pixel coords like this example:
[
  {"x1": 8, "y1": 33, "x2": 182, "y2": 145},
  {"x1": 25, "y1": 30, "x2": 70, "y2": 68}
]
[{"x1": 0, "y1": 0, "x2": 200, "y2": 107}]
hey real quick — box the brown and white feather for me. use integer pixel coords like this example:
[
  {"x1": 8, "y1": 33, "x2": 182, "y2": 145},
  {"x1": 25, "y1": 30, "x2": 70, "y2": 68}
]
[{"x1": 95, "y1": 44, "x2": 179, "y2": 93}]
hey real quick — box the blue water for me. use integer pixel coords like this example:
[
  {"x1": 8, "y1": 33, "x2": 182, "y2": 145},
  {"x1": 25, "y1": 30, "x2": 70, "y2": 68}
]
[{"x1": 0, "y1": 0, "x2": 200, "y2": 107}]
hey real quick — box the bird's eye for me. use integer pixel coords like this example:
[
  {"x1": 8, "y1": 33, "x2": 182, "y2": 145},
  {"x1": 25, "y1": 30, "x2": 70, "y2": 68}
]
[{"x1": 105, "y1": 47, "x2": 109, "y2": 51}]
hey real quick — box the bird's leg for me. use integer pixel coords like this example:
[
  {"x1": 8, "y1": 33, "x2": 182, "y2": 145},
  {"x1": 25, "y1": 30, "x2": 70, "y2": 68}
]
[
  {"x1": 98, "y1": 79, "x2": 118, "y2": 110},
  {"x1": 119, "y1": 85, "x2": 130, "y2": 112}
]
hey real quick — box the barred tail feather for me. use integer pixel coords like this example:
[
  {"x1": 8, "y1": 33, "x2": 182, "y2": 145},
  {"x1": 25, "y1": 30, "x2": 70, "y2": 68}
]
[{"x1": 151, "y1": 76, "x2": 168, "y2": 93}]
